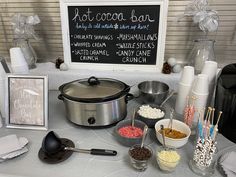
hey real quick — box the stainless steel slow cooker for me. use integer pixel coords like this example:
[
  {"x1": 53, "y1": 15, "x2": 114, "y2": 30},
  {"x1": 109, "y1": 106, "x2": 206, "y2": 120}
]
[{"x1": 58, "y1": 76, "x2": 133, "y2": 127}]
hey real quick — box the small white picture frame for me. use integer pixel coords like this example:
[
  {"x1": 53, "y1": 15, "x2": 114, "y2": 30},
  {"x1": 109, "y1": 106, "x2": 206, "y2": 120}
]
[{"x1": 5, "y1": 75, "x2": 48, "y2": 130}]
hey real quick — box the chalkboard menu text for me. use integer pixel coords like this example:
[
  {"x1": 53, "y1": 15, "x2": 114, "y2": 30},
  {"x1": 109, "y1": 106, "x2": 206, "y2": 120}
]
[{"x1": 60, "y1": 0, "x2": 168, "y2": 71}]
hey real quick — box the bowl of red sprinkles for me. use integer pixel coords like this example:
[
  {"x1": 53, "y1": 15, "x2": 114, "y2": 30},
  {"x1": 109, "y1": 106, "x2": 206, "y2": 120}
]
[{"x1": 115, "y1": 119, "x2": 147, "y2": 147}]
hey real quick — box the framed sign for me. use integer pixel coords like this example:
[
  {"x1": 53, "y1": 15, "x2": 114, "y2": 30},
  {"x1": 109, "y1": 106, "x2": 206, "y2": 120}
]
[
  {"x1": 60, "y1": 0, "x2": 168, "y2": 72},
  {"x1": 5, "y1": 75, "x2": 48, "y2": 130}
]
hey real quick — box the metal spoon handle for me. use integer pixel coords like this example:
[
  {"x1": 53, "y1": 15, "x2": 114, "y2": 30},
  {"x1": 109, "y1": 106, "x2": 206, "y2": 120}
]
[
  {"x1": 160, "y1": 125, "x2": 166, "y2": 149},
  {"x1": 169, "y1": 108, "x2": 174, "y2": 130},
  {"x1": 65, "y1": 147, "x2": 90, "y2": 153},
  {"x1": 131, "y1": 109, "x2": 136, "y2": 127},
  {"x1": 64, "y1": 147, "x2": 117, "y2": 156},
  {"x1": 141, "y1": 125, "x2": 148, "y2": 148},
  {"x1": 160, "y1": 90, "x2": 175, "y2": 107}
]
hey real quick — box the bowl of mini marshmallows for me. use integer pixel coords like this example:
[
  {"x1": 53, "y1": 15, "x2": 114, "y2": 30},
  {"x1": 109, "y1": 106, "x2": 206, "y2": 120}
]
[{"x1": 136, "y1": 104, "x2": 165, "y2": 128}]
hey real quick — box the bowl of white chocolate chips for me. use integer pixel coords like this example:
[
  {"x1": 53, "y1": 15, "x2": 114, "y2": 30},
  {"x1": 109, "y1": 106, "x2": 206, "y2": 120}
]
[{"x1": 156, "y1": 147, "x2": 181, "y2": 172}]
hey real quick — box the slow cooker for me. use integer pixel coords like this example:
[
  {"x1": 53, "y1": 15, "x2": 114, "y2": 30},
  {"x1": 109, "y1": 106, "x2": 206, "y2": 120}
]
[{"x1": 58, "y1": 76, "x2": 133, "y2": 127}]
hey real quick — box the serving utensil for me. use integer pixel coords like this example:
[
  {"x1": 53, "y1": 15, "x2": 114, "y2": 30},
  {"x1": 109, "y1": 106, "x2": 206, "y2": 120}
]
[
  {"x1": 141, "y1": 125, "x2": 148, "y2": 148},
  {"x1": 131, "y1": 108, "x2": 135, "y2": 127},
  {"x1": 42, "y1": 131, "x2": 117, "y2": 156},
  {"x1": 159, "y1": 90, "x2": 175, "y2": 107},
  {"x1": 160, "y1": 125, "x2": 167, "y2": 150},
  {"x1": 168, "y1": 108, "x2": 174, "y2": 132}
]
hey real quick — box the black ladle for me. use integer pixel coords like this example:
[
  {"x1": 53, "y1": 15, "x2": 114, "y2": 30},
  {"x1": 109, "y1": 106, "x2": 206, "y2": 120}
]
[{"x1": 42, "y1": 131, "x2": 117, "y2": 156}]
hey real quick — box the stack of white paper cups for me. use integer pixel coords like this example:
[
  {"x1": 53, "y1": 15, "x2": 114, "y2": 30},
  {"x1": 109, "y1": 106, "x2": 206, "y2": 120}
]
[
  {"x1": 201, "y1": 61, "x2": 218, "y2": 105},
  {"x1": 10, "y1": 47, "x2": 29, "y2": 74},
  {"x1": 175, "y1": 66, "x2": 195, "y2": 114},
  {"x1": 191, "y1": 74, "x2": 209, "y2": 123}
]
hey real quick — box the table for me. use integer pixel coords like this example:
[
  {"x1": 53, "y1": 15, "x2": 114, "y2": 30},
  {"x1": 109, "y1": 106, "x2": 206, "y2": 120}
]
[{"x1": 0, "y1": 91, "x2": 235, "y2": 177}]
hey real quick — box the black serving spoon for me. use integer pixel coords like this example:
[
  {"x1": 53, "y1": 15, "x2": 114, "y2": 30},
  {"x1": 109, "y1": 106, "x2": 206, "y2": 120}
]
[{"x1": 42, "y1": 131, "x2": 117, "y2": 156}]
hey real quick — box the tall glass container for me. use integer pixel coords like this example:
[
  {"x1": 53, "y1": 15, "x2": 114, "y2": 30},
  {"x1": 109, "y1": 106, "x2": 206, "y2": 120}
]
[
  {"x1": 13, "y1": 38, "x2": 37, "y2": 69},
  {"x1": 189, "y1": 121, "x2": 218, "y2": 176},
  {"x1": 188, "y1": 39, "x2": 216, "y2": 74}
]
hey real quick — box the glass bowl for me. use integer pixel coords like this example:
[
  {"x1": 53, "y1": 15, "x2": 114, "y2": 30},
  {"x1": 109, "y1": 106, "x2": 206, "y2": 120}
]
[
  {"x1": 115, "y1": 119, "x2": 147, "y2": 147},
  {"x1": 128, "y1": 144, "x2": 153, "y2": 171},
  {"x1": 156, "y1": 147, "x2": 180, "y2": 172}
]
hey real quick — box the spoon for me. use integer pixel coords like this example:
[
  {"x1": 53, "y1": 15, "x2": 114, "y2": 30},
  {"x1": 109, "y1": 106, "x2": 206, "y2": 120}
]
[
  {"x1": 159, "y1": 90, "x2": 175, "y2": 107},
  {"x1": 168, "y1": 108, "x2": 174, "y2": 132},
  {"x1": 140, "y1": 125, "x2": 148, "y2": 148},
  {"x1": 131, "y1": 108, "x2": 136, "y2": 127},
  {"x1": 160, "y1": 125, "x2": 167, "y2": 150},
  {"x1": 42, "y1": 131, "x2": 117, "y2": 156}
]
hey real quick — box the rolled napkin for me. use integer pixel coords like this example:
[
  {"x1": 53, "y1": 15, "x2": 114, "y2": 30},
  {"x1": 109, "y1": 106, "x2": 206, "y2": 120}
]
[
  {"x1": 0, "y1": 135, "x2": 28, "y2": 162},
  {"x1": 220, "y1": 151, "x2": 236, "y2": 177}
]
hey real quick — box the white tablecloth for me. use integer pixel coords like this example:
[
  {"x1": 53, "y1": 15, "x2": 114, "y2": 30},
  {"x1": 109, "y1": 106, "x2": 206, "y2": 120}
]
[{"x1": 0, "y1": 91, "x2": 235, "y2": 177}]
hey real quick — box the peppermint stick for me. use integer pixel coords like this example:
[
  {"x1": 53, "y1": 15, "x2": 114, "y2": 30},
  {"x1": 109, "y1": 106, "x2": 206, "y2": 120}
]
[
  {"x1": 204, "y1": 107, "x2": 211, "y2": 139},
  {"x1": 209, "y1": 108, "x2": 215, "y2": 138},
  {"x1": 213, "y1": 111, "x2": 222, "y2": 141}
]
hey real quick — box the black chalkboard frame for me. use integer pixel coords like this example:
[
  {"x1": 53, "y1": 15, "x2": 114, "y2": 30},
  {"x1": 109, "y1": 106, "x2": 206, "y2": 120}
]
[{"x1": 60, "y1": 0, "x2": 168, "y2": 72}]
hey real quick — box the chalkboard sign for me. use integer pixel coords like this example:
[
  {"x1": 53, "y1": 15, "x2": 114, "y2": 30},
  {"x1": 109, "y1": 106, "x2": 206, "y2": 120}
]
[{"x1": 60, "y1": 0, "x2": 168, "y2": 71}]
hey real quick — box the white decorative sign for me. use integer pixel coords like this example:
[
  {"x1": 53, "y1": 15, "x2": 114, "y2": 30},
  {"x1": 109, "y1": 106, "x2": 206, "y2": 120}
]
[{"x1": 6, "y1": 75, "x2": 48, "y2": 130}]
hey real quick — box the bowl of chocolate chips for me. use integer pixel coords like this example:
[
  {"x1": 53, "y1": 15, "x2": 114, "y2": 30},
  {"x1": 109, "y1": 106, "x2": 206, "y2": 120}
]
[{"x1": 128, "y1": 144, "x2": 153, "y2": 171}]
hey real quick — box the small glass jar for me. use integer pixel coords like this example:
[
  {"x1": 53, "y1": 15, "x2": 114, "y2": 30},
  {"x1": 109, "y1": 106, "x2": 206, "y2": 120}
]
[
  {"x1": 188, "y1": 39, "x2": 216, "y2": 74},
  {"x1": 128, "y1": 144, "x2": 153, "y2": 171},
  {"x1": 13, "y1": 38, "x2": 37, "y2": 69},
  {"x1": 156, "y1": 147, "x2": 180, "y2": 172}
]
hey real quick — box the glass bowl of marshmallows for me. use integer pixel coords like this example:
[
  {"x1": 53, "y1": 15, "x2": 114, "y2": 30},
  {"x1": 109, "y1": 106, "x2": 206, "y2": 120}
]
[{"x1": 136, "y1": 104, "x2": 165, "y2": 128}]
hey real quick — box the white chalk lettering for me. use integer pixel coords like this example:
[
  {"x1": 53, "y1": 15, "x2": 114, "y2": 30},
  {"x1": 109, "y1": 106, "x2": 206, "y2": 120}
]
[
  {"x1": 130, "y1": 10, "x2": 155, "y2": 22},
  {"x1": 80, "y1": 56, "x2": 99, "y2": 61},
  {"x1": 72, "y1": 8, "x2": 94, "y2": 22},
  {"x1": 96, "y1": 12, "x2": 126, "y2": 22},
  {"x1": 136, "y1": 50, "x2": 151, "y2": 56},
  {"x1": 116, "y1": 43, "x2": 136, "y2": 49},
  {"x1": 92, "y1": 42, "x2": 106, "y2": 48},
  {"x1": 116, "y1": 50, "x2": 135, "y2": 56},
  {"x1": 122, "y1": 56, "x2": 147, "y2": 63}
]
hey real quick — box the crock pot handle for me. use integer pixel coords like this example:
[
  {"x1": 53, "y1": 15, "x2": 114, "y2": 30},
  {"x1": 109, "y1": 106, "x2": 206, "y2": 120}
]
[
  {"x1": 58, "y1": 94, "x2": 64, "y2": 101},
  {"x1": 88, "y1": 76, "x2": 100, "y2": 86},
  {"x1": 125, "y1": 93, "x2": 134, "y2": 103}
]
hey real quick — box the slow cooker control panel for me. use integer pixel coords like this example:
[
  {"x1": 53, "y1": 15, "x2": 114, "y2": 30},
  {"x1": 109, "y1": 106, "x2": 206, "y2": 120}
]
[{"x1": 88, "y1": 117, "x2": 96, "y2": 125}]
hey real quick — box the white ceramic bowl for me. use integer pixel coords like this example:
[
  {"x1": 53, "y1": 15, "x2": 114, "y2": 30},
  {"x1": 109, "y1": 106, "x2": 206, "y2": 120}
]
[{"x1": 154, "y1": 119, "x2": 191, "y2": 148}]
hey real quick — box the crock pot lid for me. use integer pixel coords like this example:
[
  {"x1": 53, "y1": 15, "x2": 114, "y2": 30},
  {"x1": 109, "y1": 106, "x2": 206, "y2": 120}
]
[{"x1": 62, "y1": 77, "x2": 126, "y2": 99}]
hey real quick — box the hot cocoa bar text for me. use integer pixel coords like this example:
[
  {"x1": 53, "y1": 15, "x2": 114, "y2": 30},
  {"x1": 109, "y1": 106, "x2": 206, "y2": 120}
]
[{"x1": 68, "y1": 5, "x2": 160, "y2": 65}]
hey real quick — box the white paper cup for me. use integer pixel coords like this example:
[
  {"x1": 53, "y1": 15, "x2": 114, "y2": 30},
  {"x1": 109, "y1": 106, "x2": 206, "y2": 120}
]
[
  {"x1": 179, "y1": 66, "x2": 195, "y2": 86},
  {"x1": 11, "y1": 64, "x2": 29, "y2": 74},
  {"x1": 207, "y1": 82, "x2": 216, "y2": 106},
  {"x1": 175, "y1": 83, "x2": 193, "y2": 115},
  {"x1": 192, "y1": 74, "x2": 209, "y2": 94},
  {"x1": 10, "y1": 47, "x2": 28, "y2": 66},
  {"x1": 191, "y1": 90, "x2": 209, "y2": 124},
  {"x1": 201, "y1": 61, "x2": 218, "y2": 83}
]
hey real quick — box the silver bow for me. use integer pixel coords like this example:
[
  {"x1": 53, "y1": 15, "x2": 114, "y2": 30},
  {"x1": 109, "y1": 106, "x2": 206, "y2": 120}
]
[
  {"x1": 181, "y1": 0, "x2": 219, "y2": 33},
  {"x1": 11, "y1": 14, "x2": 40, "y2": 40}
]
